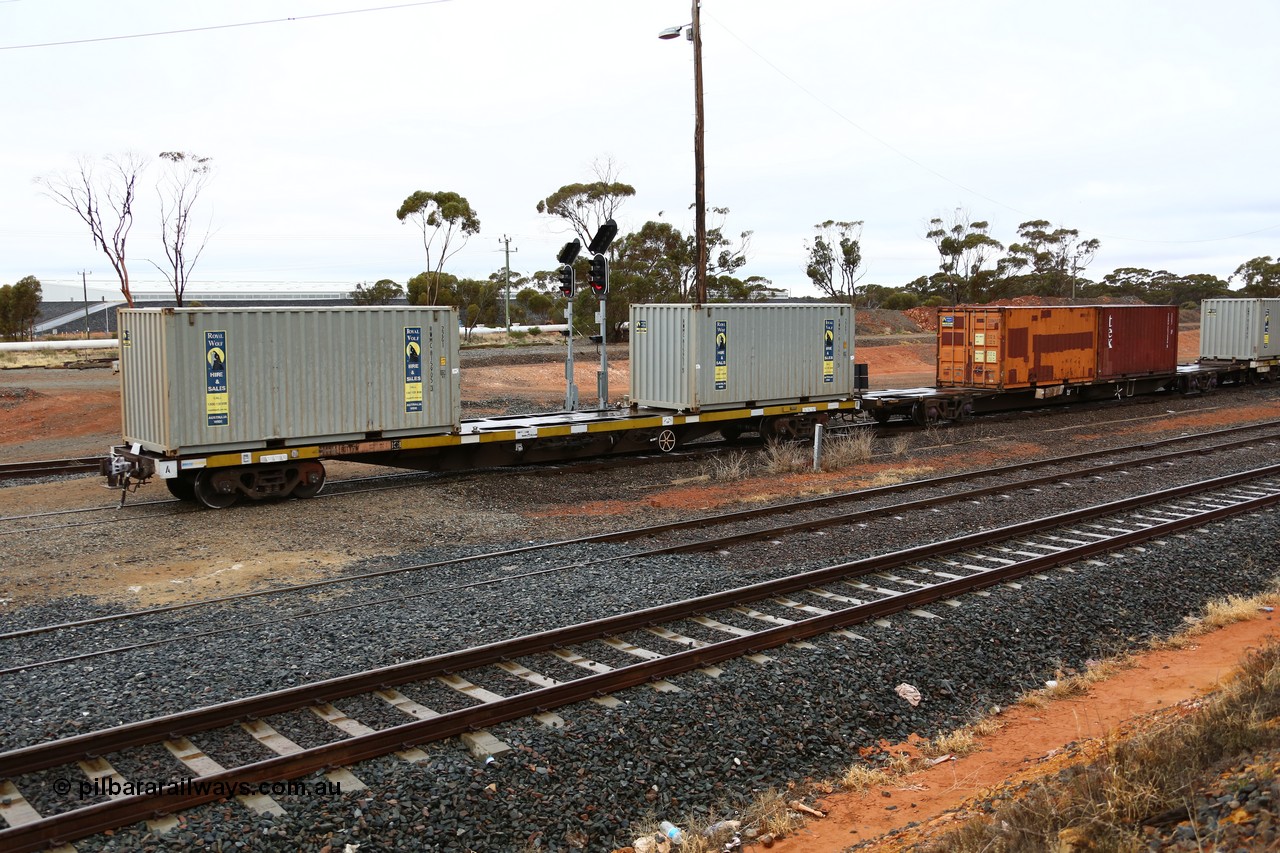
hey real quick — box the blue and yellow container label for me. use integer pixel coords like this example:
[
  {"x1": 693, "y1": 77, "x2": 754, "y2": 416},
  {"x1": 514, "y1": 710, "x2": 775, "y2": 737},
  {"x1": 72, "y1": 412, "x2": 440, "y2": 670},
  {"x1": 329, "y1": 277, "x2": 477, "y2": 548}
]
[
  {"x1": 823, "y1": 319, "x2": 835, "y2": 382},
  {"x1": 205, "y1": 330, "x2": 228, "y2": 427},
  {"x1": 714, "y1": 320, "x2": 728, "y2": 390},
  {"x1": 405, "y1": 327, "x2": 423, "y2": 413}
]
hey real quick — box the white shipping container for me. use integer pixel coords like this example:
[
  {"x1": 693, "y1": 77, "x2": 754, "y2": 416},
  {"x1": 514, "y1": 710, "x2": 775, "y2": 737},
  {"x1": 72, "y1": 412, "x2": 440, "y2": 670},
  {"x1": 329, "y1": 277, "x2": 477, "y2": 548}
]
[
  {"x1": 1199, "y1": 298, "x2": 1280, "y2": 362},
  {"x1": 118, "y1": 306, "x2": 460, "y2": 455},
  {"x1": 628, "y1": 303, "x2": 855, "y2": 411}
]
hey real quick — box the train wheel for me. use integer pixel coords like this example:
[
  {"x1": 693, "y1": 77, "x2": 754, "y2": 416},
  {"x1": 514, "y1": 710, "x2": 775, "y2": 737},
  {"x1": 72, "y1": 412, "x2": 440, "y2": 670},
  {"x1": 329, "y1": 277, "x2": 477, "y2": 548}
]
[
  {"x1": 871, "y1": 410, "x2": 891, "y2": 425},
  {"x1": 291, "y1": 463, "x2": 326, "y2": 499},
  {"x1": 165, "y1": 475, "x2": 197, "y2": 502},
  {"x1": 655, "y1": 427, "x2": 679, "y2": 453},
  {"x1": 193, "y1": 470, "x2": 240, "y2": 509},
  {"x1": 719, "y1": 425, "x2": 744, "y2": 442},
  {"x1": 910, "y1": 401, "x2": 939, "y2": 426}
]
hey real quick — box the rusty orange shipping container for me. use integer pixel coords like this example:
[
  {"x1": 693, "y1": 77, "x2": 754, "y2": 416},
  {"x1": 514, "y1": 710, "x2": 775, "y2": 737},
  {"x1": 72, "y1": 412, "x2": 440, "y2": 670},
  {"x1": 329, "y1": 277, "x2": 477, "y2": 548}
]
[{"x1": 936, "y1": 305, "x2": 1179, "y2": 390}]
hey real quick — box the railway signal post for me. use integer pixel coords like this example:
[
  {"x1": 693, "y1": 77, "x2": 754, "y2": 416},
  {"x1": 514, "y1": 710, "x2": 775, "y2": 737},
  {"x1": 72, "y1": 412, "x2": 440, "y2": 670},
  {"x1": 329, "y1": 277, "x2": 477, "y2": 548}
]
[
  {"x1": 556, "y1": 240, "x2": 581, "y2": 411},
  {"x1": 586, "y1": 220, "x2": 618, "y2": 410}
]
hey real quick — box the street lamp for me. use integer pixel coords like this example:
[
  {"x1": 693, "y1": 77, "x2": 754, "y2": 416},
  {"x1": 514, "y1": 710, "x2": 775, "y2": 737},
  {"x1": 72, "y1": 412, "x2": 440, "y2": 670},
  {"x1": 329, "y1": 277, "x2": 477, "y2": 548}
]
[{"x1": 659, "y1": 1, "x2": 707, "y2": 306}]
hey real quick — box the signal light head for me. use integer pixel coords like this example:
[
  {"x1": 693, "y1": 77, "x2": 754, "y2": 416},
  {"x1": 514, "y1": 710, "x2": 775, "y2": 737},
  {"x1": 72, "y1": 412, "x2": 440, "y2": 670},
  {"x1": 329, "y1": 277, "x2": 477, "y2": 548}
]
[
  {"x1": 557, "y1": 264, "x2": 574, "y2": 297},
  {"x1": 588, "y1": 253, "x2": 608, "y2": 297}
]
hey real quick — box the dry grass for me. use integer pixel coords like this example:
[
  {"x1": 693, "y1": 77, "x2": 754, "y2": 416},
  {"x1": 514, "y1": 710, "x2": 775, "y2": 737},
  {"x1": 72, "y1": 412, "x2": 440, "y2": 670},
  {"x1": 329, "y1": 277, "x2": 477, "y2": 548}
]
[
  {"x1": 761, "y1": 439, "x2": 810, "y2": 474},
  {"x1": 702, "y1": 449, "x2": 753, "y2": 481},
  {"x1": 885, "y1": 434, "x2": 911, "y2": 457},
  {"x1": 0, "y1": 347, "x2": 115, "y2": 369},
  {"x1": 1151, "y1": 572, "x2": 1280, "y2": 649},
  {"x1": 922, "y1": 638, "x2": 1280, "y2": 851},
  {"x1": 815, "y1": 588, "x2": 1280, "y2": 850},
  {"x1": 820, "y1": 429, "x2": 875, "y2": 470},
  {"x1": 922, "y1": 728, "x2": 981, "y2": 759},
  {"x1": 858, "y1": 465, "x2": 932, "y2": 488},
  {"x1": 841, "y1": 764, "x2": 897, "y2": 792},
  {"x1": 741, "y1": 788, "x2": 805, "y2": 839}
]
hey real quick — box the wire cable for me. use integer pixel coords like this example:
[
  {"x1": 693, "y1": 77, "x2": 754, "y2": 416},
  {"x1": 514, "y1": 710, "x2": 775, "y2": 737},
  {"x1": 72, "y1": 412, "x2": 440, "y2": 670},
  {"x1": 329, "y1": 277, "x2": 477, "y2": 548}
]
[
  {"x1": 706, "y1": 11, "x2": 1280, "y2": 246},
  {"x1": 0, "y1": 0, "x2": 458, "y2": 51}
]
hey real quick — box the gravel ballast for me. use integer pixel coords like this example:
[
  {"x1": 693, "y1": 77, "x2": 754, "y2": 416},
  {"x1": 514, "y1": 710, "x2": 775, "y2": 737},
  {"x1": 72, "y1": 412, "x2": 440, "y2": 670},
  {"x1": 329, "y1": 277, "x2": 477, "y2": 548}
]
[{"x1": 1, "y1": 382, "x2": 1278, "y2": 851}]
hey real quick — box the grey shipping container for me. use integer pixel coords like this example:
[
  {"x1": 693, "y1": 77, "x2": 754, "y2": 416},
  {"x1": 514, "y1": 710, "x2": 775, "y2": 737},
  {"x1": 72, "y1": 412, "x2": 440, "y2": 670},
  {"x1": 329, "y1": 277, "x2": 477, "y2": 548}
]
[
  {"x1": 1199, "y1": 298, "x2": 1280, "y2": 363},
  {"x1": 119, "y1": 306, "x2": 460, "y2": 455},
  {"x1": 628, "y1": 303, "x2": 854, "y2": 411}
]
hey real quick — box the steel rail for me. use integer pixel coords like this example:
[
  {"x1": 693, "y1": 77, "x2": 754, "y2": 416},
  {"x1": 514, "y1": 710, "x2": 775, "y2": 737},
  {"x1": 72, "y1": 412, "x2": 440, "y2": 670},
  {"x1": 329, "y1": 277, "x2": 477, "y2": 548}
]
[
  {"x1": 4, "y1": 462, "x2": 1278, "y2": 781},
  {"x1": 4, "y1": 420, "x2": 1277, "y2": 643},
  {"x1": 0, "y1": 457, "x2": 103, "y2": 482},
  {"x1": 6, "y1": 426, "x2": 1279, "y2": 675},
  {"x1": 2, "y1": 468, "x2": 1278, "y2": 852}
]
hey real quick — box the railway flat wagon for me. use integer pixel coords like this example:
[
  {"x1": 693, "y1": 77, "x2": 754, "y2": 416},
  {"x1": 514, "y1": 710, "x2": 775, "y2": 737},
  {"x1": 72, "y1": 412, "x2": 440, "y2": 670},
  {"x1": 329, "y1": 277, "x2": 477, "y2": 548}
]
[
  {"x1": 113, "y1": 306, "x2": 460, "y2": 505},
  {"x1": 936, "y1": 304, "x2": 1179, "y2": 390},
  {"x1": 629, "y1": 303, "x2": 855, "y2": 412},
  {"x1": 1200, "y1": 298, "x2": 1280, "y2": 365}
]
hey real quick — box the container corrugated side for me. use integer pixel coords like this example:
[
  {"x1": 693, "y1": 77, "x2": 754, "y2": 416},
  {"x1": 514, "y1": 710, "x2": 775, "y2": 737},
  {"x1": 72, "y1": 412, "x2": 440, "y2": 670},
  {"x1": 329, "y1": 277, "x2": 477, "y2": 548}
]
[
  {"x1": 938, "y1": 306, "x2": 1098, "y2": 389},
  {"x1": 1095, "y1": 305, "x2": 1179, "y2": 379},
  {"x1": 119, "y1": 306, "x2": 459, "y2": 455},
  {"x1": 1200, "y1": 298, "x2": 1280, "y2": 361},
  {"x1": 629, "y1": 304, "x2": 853, "y2": 411}
]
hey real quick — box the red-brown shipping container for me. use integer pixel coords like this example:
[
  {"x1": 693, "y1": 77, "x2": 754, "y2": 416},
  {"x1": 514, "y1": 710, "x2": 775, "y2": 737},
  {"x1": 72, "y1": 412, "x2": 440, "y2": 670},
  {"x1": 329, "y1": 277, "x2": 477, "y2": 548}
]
[
  {"x1": 1095, "y1": 304, "x2": 1179, "y2": 379},
  {"x1": 936, "y1": 305, "x2": 1179, "y2": 391}
]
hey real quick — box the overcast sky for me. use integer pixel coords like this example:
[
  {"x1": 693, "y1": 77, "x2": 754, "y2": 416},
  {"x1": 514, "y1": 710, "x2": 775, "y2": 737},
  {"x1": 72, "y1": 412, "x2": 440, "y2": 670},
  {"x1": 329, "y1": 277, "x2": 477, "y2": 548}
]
[{"x1": 4, "y1": 0, "x2": 1278, "y2": 302}]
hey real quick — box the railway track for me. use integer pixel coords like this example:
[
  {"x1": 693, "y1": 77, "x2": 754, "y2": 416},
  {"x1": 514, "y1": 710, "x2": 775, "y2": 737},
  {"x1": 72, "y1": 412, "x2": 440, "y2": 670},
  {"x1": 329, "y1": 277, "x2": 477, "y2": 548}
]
[
  {"x1": 0, "y1": 442, "x2": 736, "y2": 532},
  {"x1": 0, "y1": 457, "x2": 102, "y2": 482},
  {"x1": 2, "y1": 464, "x2": 1278, "y2": 852},
  {"x1": 4, "y1": 420, "x2": 1279, "y2": 674}
]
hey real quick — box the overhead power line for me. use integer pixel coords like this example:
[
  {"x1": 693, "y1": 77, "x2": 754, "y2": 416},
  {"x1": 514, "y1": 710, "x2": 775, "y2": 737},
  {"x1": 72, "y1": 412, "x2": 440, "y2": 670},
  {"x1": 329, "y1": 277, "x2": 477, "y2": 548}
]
[
  {"x1": 0, "y1": 0, "x2": 458, "y2": 51},
  {"x1": 706, "y1": 12, "x2": 1280, "y2": 246}
]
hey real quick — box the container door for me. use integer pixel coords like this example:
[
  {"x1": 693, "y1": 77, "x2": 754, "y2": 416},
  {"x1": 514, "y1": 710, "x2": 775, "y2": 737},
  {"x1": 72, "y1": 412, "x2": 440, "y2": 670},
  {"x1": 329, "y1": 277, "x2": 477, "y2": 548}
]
[{"x1": 966, "y1": 308, "x2": 1002, "y2": 388}]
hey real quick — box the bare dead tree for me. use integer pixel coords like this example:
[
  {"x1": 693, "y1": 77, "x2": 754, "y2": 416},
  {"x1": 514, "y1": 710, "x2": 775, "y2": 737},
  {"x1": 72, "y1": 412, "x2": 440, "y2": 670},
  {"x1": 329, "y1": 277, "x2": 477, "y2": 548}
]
[
  {"x1": 153, "y1": 151, "x2": 214, "y2": 306},
  {"x1": 36, "y1": 154, "x2": 147, "y2": 306}
]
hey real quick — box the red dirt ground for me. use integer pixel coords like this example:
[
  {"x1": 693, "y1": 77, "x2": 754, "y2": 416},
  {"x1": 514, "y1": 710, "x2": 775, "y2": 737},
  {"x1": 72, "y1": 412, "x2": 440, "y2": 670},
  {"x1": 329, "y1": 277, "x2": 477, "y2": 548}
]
[
  {"x1": 762, "y1": 614, "x2": 1280, "y2": 853},
  {"x1": 7, "y1": 330, "x2": 1277, "y2": 852}
]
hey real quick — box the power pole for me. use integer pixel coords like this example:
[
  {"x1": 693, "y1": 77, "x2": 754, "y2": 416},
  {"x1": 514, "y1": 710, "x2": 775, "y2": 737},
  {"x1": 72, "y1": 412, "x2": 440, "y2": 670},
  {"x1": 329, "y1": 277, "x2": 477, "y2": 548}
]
[
  {"x1": 499, "y1": 235, "x2": 518, "y2": 332},
  {"x1": 692, "y1": 0, "x2": 707, "y2": 305},
  {"x1": 80, "y1": 269, "x2": 92, "y2": 340}
]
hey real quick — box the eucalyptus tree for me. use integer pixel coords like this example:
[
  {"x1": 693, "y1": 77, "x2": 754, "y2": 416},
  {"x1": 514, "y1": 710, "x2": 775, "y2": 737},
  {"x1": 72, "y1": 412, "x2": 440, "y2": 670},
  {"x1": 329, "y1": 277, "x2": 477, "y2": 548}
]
[
  {"x1": 351, "y1": 279, "x2": 404, "y2": 305},
  {"x1": 396, "y1": 191, "x2": 480, "y2": 305},
  {"x1": 1233, "y1": 256, "x2": 1280, "y2": 297},
  {"x1": 925, "y1": 212, "x2": 1004, "y2": 303},
  {"x1": 153, "y1": 151, "x2": 214, "y2": 306},
  {"x1": 37, "y1": 154, "x2": 147, "y2": 306},
  {"x1": 536, "y1": 159, "x2": 636, "y2": 249},
  {"x1": 804, "y1": 220, "x2": 864, "y2": 304},
  {"x1": 1000, "y1": 220, "x2": 1101, "y2": 298},
  {"x1": 407, "y1": 270, "x2": 459, "y2": 306},
  {"x1": 0, "y1": 275, "x2": 42, "y2": 340}
]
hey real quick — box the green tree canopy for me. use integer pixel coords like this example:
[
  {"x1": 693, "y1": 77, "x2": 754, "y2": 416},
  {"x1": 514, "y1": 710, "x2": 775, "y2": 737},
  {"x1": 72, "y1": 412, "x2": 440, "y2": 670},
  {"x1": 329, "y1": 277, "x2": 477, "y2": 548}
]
[
  {"x1": 396, "y1": 190, "x2": 480, "y2": 305},
  {"x1": 1233, "y1": 256, "x2": 1280, "y2": 297},
  {"x1": 925, "y1": 213, "x2": 1004, "y2": 304},
  {"x1": 804, "y1": 220, "x2": 864, "y2": 304},
  {"x1": 452, "y1": 278, "x2": 500, "y2": 341},
  {"x1": 535, "y1": 162, "x2": 636, "y2": 249},
  {"x1": 1088, "y1": 268, "x2": 1230, "y2": 306},
  {"x1": 0, "y1": 275, "x2": 42, "y2": 340},
  {"x1": 1000, "y1": 219, "x2": 1101, "y2": 298},
  {"x1": 351, "y1": 279, "x2": 404, "y2": 305},
  {"x1": 407, "y1": 270, "x2": 459, "y2": 306}
]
